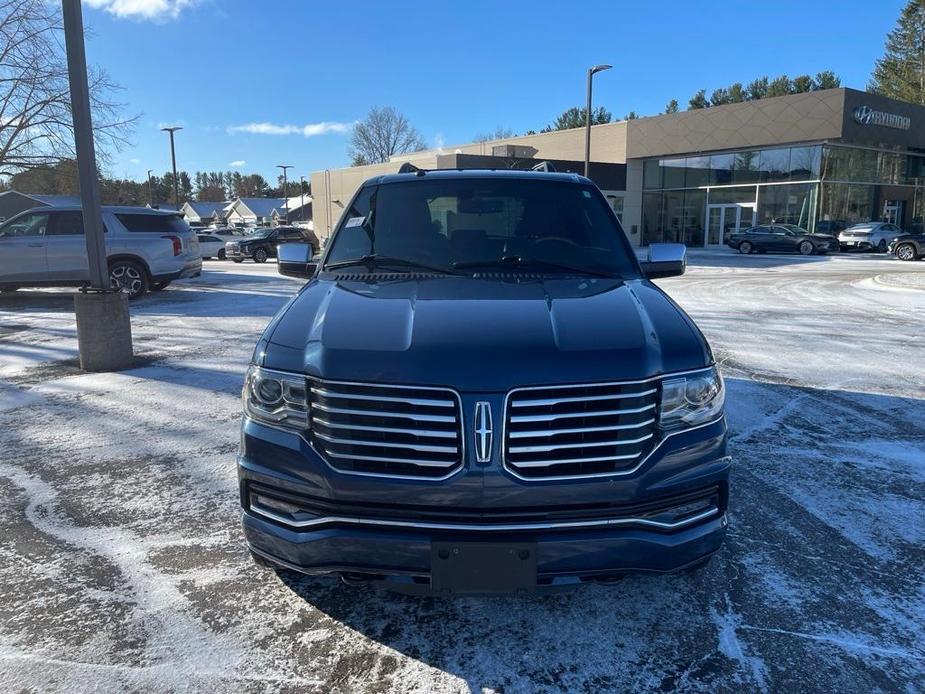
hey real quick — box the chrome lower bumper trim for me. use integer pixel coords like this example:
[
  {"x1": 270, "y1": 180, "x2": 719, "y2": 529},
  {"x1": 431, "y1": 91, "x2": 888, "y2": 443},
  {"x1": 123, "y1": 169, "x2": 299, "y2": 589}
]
[{"x1": 247, "y1": 504, "x2": 723, "y2": 533}]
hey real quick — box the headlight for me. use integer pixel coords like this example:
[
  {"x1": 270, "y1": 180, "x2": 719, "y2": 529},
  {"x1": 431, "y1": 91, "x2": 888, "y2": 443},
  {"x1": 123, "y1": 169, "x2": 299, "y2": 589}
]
[
  {"x1": 243, "y1": 365, "x2": 309, "y2": 431},
  {"x1": 659, "y1": 367, "x2": 725, "y2": 429}
]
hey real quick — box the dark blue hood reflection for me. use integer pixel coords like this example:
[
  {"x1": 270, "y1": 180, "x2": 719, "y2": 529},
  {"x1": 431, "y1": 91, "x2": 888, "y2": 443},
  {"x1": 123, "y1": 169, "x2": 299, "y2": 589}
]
[{"x1": 261, "y1": 276, "x2": 711, "y2": 391}]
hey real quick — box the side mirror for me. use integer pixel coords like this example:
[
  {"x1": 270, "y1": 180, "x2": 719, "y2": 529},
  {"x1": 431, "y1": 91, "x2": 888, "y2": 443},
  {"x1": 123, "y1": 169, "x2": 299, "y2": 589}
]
[
  {"x1": 640, "y1": 242, "x2": 686, "y2": 279},
  {"x1": 277, "y1": 243, "x2": 317, "y2": 279}
]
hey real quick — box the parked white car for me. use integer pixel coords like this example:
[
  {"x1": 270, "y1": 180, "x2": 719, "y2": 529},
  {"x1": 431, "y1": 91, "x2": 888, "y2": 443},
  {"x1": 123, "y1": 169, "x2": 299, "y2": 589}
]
[
  {"x1": 0, "y1": 206, "x2": 201, "y2": 298},
  {"x1": 196, "y1": 231, "x2": 240, "y2": 259},
  {"x1": 838, "y1": 222, "x2": 904, "y2": 253}
]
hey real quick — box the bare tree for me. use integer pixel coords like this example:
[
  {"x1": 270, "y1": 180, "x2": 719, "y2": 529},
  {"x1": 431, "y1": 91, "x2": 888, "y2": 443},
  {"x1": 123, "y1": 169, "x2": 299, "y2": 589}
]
[
  {"x1": 473, "y1": 127, "x2": 516, "y2": 142},
  {"x1": 348, "y1": 106, "x2": 426, "y2": 166},
  {"x1": 0, "y1": 0, "x2": 135, "y2": 177}
]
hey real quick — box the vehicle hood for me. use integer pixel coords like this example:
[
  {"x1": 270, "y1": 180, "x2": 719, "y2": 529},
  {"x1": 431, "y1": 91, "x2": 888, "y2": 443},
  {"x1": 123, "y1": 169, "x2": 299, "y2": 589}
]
[
  {"x1": 891, "y1": 233, "x2": 921, "y2": 242},
  {"x1": 810, "y1": 233, "x2": 838, "y2": 241},
  {"x1": 261, "y1": 276, "x2": 712, "y2": 391}
]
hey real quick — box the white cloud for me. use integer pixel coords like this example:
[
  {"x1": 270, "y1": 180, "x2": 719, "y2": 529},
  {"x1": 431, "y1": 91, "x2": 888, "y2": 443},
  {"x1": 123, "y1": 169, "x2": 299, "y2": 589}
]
[
  {"x1": 84, "y1": 0, "x2": 195, "y2": 21},
  {"x1": 129, "y1": 158, "x2": 140, "y2": 164},
  {"x1": 228, "y1": 160, "x2": 246, "y2": 168},
  {"x1": 226, "y1": 121, "x2": 354, "y2": 137}
]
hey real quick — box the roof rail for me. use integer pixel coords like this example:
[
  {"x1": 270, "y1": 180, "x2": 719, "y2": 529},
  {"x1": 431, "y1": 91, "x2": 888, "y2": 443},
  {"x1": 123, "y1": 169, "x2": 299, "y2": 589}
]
[
  {"x1": 530, "y1": 161, "x2": 556, "y2": 172},
  {"x1": 397, "y1": 162, "x2": 427, "y2": 175}
]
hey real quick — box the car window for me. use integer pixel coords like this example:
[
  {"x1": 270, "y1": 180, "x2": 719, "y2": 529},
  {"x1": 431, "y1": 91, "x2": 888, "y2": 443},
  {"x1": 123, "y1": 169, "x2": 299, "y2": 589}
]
[
  {"x1": 326, "y1": 178, "x2": 638, "y2": 277},
  {"x1": 47, "y1": 211, "x2": 85, "y2": 235},
  {"x1": 116, "y1": 213, "x2": 189, "y2": 234},
  {"x1": 0, "y1": 212, "x2": 49, "y2": 237}
]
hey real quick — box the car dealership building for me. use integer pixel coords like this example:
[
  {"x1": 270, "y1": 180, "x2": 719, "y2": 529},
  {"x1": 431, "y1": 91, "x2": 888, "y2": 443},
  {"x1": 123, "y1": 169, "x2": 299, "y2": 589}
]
[{"x1": 311, "y1": 88, "x2": 925, "y2": 248}]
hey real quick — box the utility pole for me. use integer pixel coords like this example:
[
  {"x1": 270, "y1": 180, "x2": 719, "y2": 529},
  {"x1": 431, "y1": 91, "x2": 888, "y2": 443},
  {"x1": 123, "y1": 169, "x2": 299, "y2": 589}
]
[
  {"x1": 584, "y1": 64, "x2": 612, "y2": 178},
  {"x1": 63, "y1": 0, "x2": 133, "y2": 371},
  {"x1": 299, "y1": 175, "x2": 306, "y2": 223},
  {"x1": 146, "y1": 169, "x2": 153, "y2": 207},
  {"x1": 277, "y1": 164, "x2": 292, "y2": 223},
  {"x1": 161, "y1": 126, "x2": 182, "y2": 208}
]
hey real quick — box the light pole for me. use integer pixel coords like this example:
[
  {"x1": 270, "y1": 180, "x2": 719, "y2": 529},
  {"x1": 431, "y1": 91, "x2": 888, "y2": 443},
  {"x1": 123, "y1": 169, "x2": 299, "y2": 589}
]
[
  {"x1": 160, "y1": 126, "x2": 182, "y2": 208},
  {"x1": 63, "y1": 0, "x2": 133, "y2": 371},
  {"x1": 277, "y1": 164, "x2": 292, "y2": 223},
  {"x1": 299, "y1": 175, "x2": 306, "y2": 223},
  {"x1": 146, "y1": 169, "x2": 153, "y2": 206},
  {"x1": 584, "y1": 64, "x2": 612, "y2": 178}
]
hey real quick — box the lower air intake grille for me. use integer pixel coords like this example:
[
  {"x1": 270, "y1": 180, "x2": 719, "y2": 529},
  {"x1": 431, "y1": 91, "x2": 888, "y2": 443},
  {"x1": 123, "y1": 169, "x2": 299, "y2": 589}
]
[
  {"x1": 309, "y1": 380, "x2": 463, "y2": 478},
  {"x1": 504, "y1": 380, "x2": 659, "y2": 478}
]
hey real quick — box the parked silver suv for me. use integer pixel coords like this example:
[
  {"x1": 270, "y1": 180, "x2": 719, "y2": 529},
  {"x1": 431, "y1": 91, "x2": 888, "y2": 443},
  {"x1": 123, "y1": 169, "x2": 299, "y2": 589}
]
[{"x1": 0, "y1": 206, "x2": 201, "y2": 298}]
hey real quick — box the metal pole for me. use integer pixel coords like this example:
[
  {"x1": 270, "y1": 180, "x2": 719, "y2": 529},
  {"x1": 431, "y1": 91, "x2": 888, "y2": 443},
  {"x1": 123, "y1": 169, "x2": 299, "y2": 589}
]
[
  {"x1": 277, "y1": 164, "x2": 292, "y2": 223},
  {"x1": 584, "y1": 68, "x2": 593, "y2": 178},
  {"x1": 62, "y1": 0, "x2": 107, "y2": 290},
  {"x1": 584, "y1": 64, "x2": 612, "y2": 179},
  {"x1": 146, "y1": 169, "x2": 153, "y2": 206},
  {"x1": 161, "y1": 126, "x2": 182, "y2": 208},
  {"x1": 299, "y1": 175, "x2": 305, "y2": 222}
]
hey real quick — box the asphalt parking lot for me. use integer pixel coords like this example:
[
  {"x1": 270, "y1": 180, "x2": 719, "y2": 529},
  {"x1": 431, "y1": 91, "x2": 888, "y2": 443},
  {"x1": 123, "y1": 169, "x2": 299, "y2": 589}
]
[{"x1": 0, "y1": 253, "x2": 923, "y2": 692}]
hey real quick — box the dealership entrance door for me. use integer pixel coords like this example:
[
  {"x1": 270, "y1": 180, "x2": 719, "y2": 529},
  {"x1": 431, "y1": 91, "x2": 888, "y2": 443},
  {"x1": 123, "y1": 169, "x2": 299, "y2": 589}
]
[{"x1": 705, "y1": 203, "x2": 756, "y2": 247}]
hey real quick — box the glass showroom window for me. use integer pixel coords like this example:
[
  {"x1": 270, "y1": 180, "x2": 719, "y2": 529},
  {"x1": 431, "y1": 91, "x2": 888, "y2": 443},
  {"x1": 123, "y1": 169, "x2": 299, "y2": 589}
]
[
  {"x1": 644, "y1": 160, "x2": 662, "y2": 190},
  {"x1": 642, "y1": 192, "x2": 664, "y2": 244},
  {"x1": 819, "y1": 183, "x2": 876, "y2": 225},
  {"x1": 757, "y1": 183, "x2": 818, "y2": 228},
  {"x1": 606, "y1": 194, "x2": 624, "y2": 223},
  {"x1": 731, "y1": 151, "x2": 761, "y2": 184},
  {"x1": 788, "y1": 146, "x2": 821, "y2": 180},
  {"x1": 685, "y1": 156, "x2": 711, "y2": 188},
  {"x1": 758, "y1": 148, "x2": 791, "y2": 182}
]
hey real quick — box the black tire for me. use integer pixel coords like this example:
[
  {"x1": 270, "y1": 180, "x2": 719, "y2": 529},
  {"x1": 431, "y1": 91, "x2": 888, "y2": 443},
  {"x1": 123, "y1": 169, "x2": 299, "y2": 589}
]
[
  {"x1": 877, "y1": 239, "x2": 888, "y2": 253},
  {"x1": 150, "y1": 281, "x2": 171, "y2": 291},
  {"x1": 253, "y1": 247, "x2": 268, "y2": 263},
  {"x1": 896, "y1": 243, "x2": 918, "y2": 261},
  {"x1": 109, "y1": 259, "x2": 149, "y2": 299},
  {"x1": 218, "y1": 249, "x2": 226, "y2": 260},
  {"x1": 798, "y1": 240, "x2": 815, "y2": 256},
  {"x1": 738, "y1": 240, "x2": 753, "y2": 255},
  {"x1": 233, "y1": 258, "x2": 243, "y2": 263}
]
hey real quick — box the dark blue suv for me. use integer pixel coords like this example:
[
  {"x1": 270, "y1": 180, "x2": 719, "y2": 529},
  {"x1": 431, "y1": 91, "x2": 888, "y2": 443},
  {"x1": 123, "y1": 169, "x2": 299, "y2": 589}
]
[{"x1": 238, "y1": 169, "x2": 729, "y2": 594}]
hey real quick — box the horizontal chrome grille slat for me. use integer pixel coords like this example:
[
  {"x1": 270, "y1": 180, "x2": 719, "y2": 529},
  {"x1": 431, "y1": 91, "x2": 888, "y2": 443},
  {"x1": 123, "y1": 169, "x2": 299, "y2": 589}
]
[
  {"x1": 309, "y1": 379, "x2": 464, "y2": 479},
  {"x1": 512, "y1": 452, "x2": 642, "y2": 467},
  {"x1": 510, "y1": 403, "x2": 656, "y2": 423},
  {"x1": 313, "y1": 417, "x2": 457, "y2": 438},
  {"x1": 313, "y1": 387, "x2": 455, "y2": 408},
  {"x1": 505, "y1": 380, "x2": 661, "y2": 479},
  {"x1": 510, "y1": 388, "x2": 657, "y2": 408},
  {"x1": 509, "y1": 433, "x2": 654, "y2": 453},
  {"x1": 509, "y1": 418, "x2": 656, "y2": 438},
  {"x1": 324, "y1": 451, "x2": 457, "y2": 468},
  {"x1": 311, "y1": 402, "x2": 457, "y2": 423},
  {"x1": 314, "y1": 430, "x2": 458, "y2": 454}
]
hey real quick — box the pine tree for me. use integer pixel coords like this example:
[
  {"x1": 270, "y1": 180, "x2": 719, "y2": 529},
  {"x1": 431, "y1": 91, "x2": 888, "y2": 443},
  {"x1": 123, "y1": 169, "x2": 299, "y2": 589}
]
[
  {"x1": 869, "y1": 0, "x2": 925, "y2": 104},
  {"x1": 688, "y1": 90, "x2": 709, "y2": 109},
  {"x1": 664, "y1": 99, "x2": 679, "y2": 114}
]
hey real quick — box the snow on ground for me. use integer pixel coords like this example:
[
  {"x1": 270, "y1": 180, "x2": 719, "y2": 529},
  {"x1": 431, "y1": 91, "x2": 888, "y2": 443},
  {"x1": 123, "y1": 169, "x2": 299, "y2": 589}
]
[{"x1": 0, "y1": 253, "x2": 923, "y2": 692}]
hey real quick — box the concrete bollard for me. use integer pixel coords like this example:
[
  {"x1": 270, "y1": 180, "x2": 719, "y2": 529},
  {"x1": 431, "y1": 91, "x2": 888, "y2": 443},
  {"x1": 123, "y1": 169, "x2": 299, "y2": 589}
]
[{"x1": 74, "y1": 291, "x2": 134, "y2": 372}]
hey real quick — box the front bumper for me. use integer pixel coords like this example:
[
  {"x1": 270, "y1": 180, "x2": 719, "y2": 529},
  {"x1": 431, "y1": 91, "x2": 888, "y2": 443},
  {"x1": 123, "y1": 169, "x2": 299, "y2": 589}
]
[
  {"x1": 238, "y1": 417, "x2": 730, "y2": 593},
  {"x1": 225, "y1": 246, "x2": 252, "y2": 259}
]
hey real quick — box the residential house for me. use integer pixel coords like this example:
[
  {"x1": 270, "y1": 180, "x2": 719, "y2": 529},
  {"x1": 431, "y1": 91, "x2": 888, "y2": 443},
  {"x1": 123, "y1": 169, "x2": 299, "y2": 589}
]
[
  {"x1": 0, "y1": 191, "x2": 81, "y2": 222},
  {"x1": 224, "y1": 198, "x2": 286, "y2": 227},
  {"x1": 180, "y1": 201, "x2": 231, "y2": 227}
]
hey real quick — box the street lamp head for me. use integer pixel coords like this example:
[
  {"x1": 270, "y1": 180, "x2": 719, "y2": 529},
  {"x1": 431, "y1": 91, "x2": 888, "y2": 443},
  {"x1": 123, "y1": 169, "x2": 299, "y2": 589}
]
[
  {"x1": 590, "y1": 64, "x2": 613, "y2": 75},
  {"x1": 160, "y1": 126, "x2": 183, "y2": 133}
]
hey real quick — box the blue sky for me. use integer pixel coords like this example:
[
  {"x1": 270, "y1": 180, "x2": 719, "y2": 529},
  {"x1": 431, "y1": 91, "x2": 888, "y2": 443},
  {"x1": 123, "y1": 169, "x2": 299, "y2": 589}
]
[{"x1": 81, "y1": 0, "x2": 905, "y2": 186}]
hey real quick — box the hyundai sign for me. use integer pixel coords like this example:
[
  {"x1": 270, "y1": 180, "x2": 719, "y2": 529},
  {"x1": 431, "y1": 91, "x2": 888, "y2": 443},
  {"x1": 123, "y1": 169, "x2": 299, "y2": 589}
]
[{"x1": 853, "y1": 105, "x2": 911, "y2": 130}]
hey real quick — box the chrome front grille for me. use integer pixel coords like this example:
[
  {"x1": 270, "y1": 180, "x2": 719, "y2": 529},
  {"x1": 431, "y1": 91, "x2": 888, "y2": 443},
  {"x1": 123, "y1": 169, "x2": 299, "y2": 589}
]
[
  {"x1": 504, "y1": 380, "x2": 660, "y2": 478},
  {"x1": 309, "y1": 380, "x2": 463, "y2": 478}
]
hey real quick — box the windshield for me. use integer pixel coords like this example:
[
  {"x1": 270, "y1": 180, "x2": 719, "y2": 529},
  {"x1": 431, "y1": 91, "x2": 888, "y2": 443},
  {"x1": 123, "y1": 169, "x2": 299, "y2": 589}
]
[
  {"x1": 324, "y1": 178, "x2": 638, "y2": 277},
  {"x1": 247, "y1": 228, "x2": 272, "y2": 237},
  {"x1": 846, "y1": 224, "x2": 875, "y2": 232}
]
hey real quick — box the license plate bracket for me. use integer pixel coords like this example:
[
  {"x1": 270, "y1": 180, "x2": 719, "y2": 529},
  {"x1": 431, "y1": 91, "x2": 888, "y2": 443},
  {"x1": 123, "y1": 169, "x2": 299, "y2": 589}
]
[{"x1": 431, "y1": 541, "x2": 537, "y2": 594}]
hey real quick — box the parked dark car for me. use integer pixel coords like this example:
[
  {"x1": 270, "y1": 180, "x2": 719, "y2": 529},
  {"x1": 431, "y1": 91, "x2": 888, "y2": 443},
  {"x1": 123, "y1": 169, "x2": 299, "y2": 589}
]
[
  {"x1": 889, "y1": 231, "x2": 925, "y2": 261},
  {"x1": 237, "y1": 169, "x2": 729, "y2": 594},
  {"x1": 727, "y1": 224, "x2": 837, "y2": 255},
  {"x1": 225, "y1": 226, "x2": 320, "y2": 263}
]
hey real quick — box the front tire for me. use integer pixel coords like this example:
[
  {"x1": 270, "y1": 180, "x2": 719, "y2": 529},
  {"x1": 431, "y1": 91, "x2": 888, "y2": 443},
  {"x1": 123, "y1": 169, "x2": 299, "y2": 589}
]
[
  {"x1": 218, "y1": 249, "x2": 226, "y2": 260},
  {"x1": 799, "y1": 240, "x2": 814, "y2": 256},
  {"x1": 738, "y1": 241, "x2": 753, "y2": 255},
  {"x1": 877, "y1": 239, "x2": 888, "y2": 253},
  {"x1": 896, "y1": 243, "x2": 917, "y2": 261},
  {"x1": 109, "y1": 260, "x2": 149, "y2": 299},
  {"x1": 253, "y1": 248, "x2": 268, "y2": 263},
  {"x1": 232, "y1": 258, "x2": 243, "y2": 263}
]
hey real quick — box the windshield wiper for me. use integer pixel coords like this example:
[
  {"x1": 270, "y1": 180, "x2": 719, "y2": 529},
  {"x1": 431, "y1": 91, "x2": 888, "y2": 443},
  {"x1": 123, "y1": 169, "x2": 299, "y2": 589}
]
[
  {"x1": 454, "y1": 255, "x2": 620, "y2": 279},
  {"x1": 324, "y1": 254, "x2": 458, "y2": 275}
]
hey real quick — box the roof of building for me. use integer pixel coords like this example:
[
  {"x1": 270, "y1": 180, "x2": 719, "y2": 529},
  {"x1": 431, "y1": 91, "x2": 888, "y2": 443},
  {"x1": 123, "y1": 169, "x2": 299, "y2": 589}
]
[
  {"x1": 183, "y1": 201, "x2": 231, "y2": 217},
  {"x1": 230, "y1": 197, "x2": 286, "y2": 217},
  {"x1": 0, "y1": 191, "x2": 83, "y2": 206}
]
